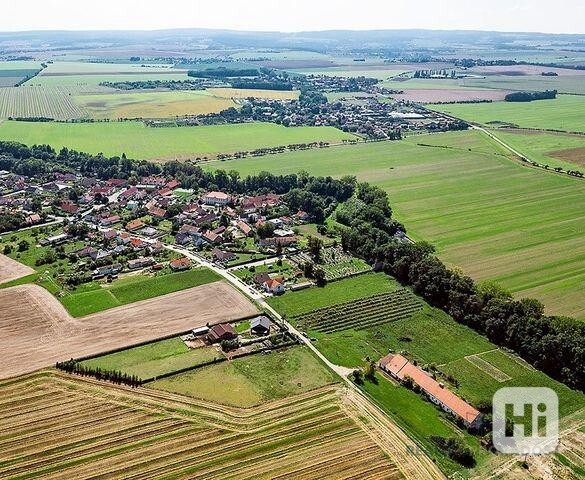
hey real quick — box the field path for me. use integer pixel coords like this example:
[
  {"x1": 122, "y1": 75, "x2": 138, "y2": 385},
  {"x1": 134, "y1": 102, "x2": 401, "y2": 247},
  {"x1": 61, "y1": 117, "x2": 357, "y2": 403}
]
[{"x1": 0, "y1": 281, "x2": 258, "y2": 379}]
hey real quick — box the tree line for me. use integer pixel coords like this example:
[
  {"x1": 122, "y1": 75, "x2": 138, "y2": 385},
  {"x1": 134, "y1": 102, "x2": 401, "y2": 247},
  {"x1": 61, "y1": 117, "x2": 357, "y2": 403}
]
[
  {"x1": 340, "y1": 184, "x2": 584, "y2": 391},
  {"x1": 56, "y1": 360, "x2": 141, "y2": 387},
  {"x1": 505, "y1": 90, "x2": 557, "y2": 102}
]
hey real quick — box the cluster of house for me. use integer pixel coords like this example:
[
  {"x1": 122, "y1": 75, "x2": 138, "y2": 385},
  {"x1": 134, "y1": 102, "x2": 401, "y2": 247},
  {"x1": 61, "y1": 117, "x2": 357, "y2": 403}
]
[{"x1": 379, "y1": 353, "x2": 482, "y2": 429}]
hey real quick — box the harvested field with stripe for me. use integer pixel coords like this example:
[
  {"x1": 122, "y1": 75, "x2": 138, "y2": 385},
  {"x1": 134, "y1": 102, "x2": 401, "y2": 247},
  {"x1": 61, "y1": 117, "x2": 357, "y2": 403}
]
[
  {"x1": 0, "y1": 253, "x2": 34, "y2": 284},
  {"x1": 0, "y1": 371, "x2": 411, "y2": 480},
  {"x1": 0, "y1": 281, "x2": 258, "y2": 379}
]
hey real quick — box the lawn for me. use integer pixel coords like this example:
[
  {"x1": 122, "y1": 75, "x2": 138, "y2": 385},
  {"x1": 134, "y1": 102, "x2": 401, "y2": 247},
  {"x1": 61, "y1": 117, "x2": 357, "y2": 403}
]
[
  {"x1": 267, "y1": 273, "x2": 401, "y2": 318},
  {"x1": 429, "y1": 95, "x2": 585, "y2": 132},
  {"x1": 0, "y1": 120, "x2": 357, "y2": 161},
  {"x1": 80, "y1": 337, "x2": 221, "y2": 380},
  {"x1": 207, "y1": 130, "x2": 585, "y2": 320},
  {"x1": 148, "y1": 346, "x2": 339, "y2": 407},
  {"x1": 61, "y1": 268, "x2": 221, "y2": 317},
  {"x1": 75, "y1": 90, "x2": 238, "y2": 119}
]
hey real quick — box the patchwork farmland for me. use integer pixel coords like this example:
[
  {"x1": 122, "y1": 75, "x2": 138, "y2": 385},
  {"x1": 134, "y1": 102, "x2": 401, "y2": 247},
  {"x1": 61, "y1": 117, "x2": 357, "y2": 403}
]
[
  {"x1": 0, "y1": 281, "x2": 259, "y2": 379},
  {"x1": 0, "y1": 371, "x2": 409, "y2": 480},
  {"x1": 209, "y1": 130, "x2": 585, "y2": 320}
]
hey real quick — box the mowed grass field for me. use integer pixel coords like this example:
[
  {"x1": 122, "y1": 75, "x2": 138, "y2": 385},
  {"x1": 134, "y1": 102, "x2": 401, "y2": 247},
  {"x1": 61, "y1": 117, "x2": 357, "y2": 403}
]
[
  {"x1": 0, "y1": 371, "x2": 403, "y2": 480},
  {"x1": 0, "y1": 120, "x2": 357, "y2": 161},
  {"x1": 430, "y1": 94, "x2": 585, "y2": 132},
  {"x1": 81, "y1": 337, "x2": 222, "y2": 379},
  {"x1": 75, "y1": 90, "x2": 238, "y2": 119},
  {"x1": 208, "y1": 130, "x2": 585, "y2": 320},
  {"x1": 149, "y1": 346, "x2": 340, "y2": 407},
  {"x1": 488, "y1": 129, "x2": 585, "y2": 171}
]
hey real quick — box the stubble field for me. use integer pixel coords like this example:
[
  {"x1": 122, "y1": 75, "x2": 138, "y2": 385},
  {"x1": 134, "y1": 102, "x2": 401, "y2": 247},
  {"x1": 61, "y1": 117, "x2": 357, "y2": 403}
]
[
  {"x1": 0, "y1": 281, "x2": 259, "y2": 379},
  {"x1": 0, "y1": 371, "x2": 410, "y2": 480},
  {"x1": 0, "y1": 253, "x2": 35, "y2": 284}
]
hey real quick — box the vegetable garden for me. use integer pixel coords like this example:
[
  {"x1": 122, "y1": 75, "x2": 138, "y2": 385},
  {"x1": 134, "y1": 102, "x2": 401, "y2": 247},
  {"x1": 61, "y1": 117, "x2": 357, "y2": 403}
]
[{"x1": 296, "y1": 289, "x2": 422, "y2": 333}]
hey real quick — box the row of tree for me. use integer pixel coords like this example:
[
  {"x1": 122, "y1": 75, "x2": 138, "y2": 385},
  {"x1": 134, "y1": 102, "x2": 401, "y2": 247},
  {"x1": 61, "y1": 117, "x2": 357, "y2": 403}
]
[
  {"x1": 56, "y1": 360, "x2": 142, "y2": 387},
  {"x1": 505, "y1": 90, "x2": 557, "y2": 102}
]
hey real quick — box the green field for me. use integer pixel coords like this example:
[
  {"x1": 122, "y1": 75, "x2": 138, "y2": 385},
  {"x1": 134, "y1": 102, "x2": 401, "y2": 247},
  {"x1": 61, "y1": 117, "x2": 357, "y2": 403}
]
[
  {"x1": 149, "y1": 346, "x2": 339, "y2": 407},
  {"x1": 81, "y1": 337, "x2": 221, "y2": 379},
  {"x1": 208, "y1": 130, "x2": 585, "y2": 320},
  {"x1": 75, "y1": 90, "x2": 238, "y2": 119},
  {"x1": 488, "y1": 129, "x2": 585, "y2": 171},
  {"x1": 0, "y1": 120, "x2": 357, "y2": 161},
  {"x1": 25, "y1": 72, "x2": 191, "y2": 87},
  {"x1": 267, "y1": 273, "x2": 401, "y2": 318},
  {"x1": 430, "y1": 95, "x2": 585, "y2": 132},
  {"x1": 61, "y1": 268, "x2": 221, "y2": 317}
]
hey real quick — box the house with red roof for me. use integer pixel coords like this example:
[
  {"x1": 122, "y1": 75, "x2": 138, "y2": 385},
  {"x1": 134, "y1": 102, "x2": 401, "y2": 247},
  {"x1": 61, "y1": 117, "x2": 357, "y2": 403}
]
[{"x1": 379, "y1": 353, "x2": 482, "y2": 428}]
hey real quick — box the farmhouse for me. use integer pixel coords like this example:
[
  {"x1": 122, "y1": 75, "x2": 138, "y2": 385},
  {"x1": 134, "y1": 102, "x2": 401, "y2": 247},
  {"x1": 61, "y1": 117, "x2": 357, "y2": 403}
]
[
  {"x1": 202, "y1": 191, "x2": 231, "y2": 206},
  {"x1": 379, "y1": 353, "x2": 482, "y2": 428},
  {"x1": 207, "y1": 323, "x2": 237, "y2": 343}
]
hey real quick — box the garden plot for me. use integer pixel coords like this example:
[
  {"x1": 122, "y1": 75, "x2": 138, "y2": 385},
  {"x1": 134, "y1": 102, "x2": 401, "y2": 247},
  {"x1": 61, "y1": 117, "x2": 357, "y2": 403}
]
[{"x1": 296, "y1": 289, "x2": 422, "y2": 333}]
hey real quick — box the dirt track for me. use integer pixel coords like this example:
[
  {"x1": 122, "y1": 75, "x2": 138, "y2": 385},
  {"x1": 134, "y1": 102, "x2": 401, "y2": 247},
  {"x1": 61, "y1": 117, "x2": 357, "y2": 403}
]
[
  {"x1": 0, "y1": 281, "x2": 258, "y2": 379},
  {"x1": 0, "y1": 254, "x2": 35, "y2": 284}
]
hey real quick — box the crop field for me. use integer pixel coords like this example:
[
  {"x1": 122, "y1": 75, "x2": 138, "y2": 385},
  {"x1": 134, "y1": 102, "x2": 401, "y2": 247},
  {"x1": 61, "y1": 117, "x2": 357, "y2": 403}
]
[
  {"x1": 296, "y1": 290, "x2": 422, "y2": 333},
  {"x1": 75, "y1": 90, "x2": 239, "y2": 119},
  {"x1": 0, "y1": 86, "x2": 88, "y2": 119},
  {"x1": 391, "y1": 88, "x2": 510, "y2": 103},
  {"x1": 25, "y1": 72, "x2": 191, "y2": 87},
  {"x1": 81, "y1": 338, "x2": 222, "y2": 380},
  {"x1": 0, "y1": 281, "x2": 259, "y2": 379},
  {"x1": 209, "y1": 130, "x2": 585, "y2": 320},
  {"x1": 267, "y1": 273, "x2": 402, "y2": 318},
  {"x1": 0, "y1": 253, "x2": 35, "y2": 284},
  {"x1": 149, "y1": 346, "x2": 340, "y2": 407},
  {"x1": 487, "y1": 129, "x2": 585, "y2": 170},
  {"x1": 430, "y1": 95, "x2": 585, "y2": 132},
  {"x1": 0, "y1": 120, "x2": 357, "y2": 161},
  {"x1": 461, "y1": 74, "x2": 585, "y2": 95},
  {"x1": 207, "y1": 87, "x2": 300, "y2": 100},
  {"x1": 0, "y1": 371, "x2": 410, "y2": 480}
]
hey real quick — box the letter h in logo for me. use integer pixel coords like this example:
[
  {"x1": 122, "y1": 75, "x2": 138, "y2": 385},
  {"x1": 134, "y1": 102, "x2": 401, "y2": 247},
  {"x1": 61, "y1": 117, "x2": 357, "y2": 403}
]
[{"x1": 493, "y1": 387, "x2": 558, "y2": 454}]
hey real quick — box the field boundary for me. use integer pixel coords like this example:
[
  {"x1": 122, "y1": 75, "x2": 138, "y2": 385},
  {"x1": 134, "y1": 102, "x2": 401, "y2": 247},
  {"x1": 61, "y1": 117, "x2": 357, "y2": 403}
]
[{"x1": 465, "y1": 353, "x2": 511, "y2": 382}]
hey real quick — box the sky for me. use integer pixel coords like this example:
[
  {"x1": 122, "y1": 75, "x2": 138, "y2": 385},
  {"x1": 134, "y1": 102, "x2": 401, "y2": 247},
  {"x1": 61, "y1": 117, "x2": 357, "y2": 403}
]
[{"x1": 2, "y1": 0, "x2": 584, "y2": 34}]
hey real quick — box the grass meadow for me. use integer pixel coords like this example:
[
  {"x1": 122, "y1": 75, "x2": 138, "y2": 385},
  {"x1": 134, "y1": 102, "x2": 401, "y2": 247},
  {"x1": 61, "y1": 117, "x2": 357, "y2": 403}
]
[
  {"x1": 81, "y1": 338, "x2": 221, "y2": 379},
  {"x1": 0, "y1": 120, "x2": 356, "y2": 161},
  {"x1": 149, "y1": 346, "x2": 339, "y2": 407},
  {"x1": 430, "y1": 95, "x2": 585, "y2": 132},
  {"x1": 208, "y1": 130, "x2": 585, "y2": 320},
  {"x1": 488, "y1": 129, "x2": 585, "y2": 171}
]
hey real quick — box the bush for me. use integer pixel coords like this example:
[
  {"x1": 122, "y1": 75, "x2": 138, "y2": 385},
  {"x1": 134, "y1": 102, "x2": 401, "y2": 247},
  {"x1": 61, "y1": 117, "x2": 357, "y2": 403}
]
[{"x1": 430, "y1": 436, "x2": 476, "y2": 467}]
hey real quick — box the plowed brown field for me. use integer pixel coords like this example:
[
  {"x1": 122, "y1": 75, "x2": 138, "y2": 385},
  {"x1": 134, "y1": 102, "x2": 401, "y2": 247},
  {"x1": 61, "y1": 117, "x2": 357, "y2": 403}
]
[
  {"x1": 0, "y1": 253, "x2": 35, "y2": 284},
  {"x1": 0, "y1": 281, "x2": 258, "y2": 379}
]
